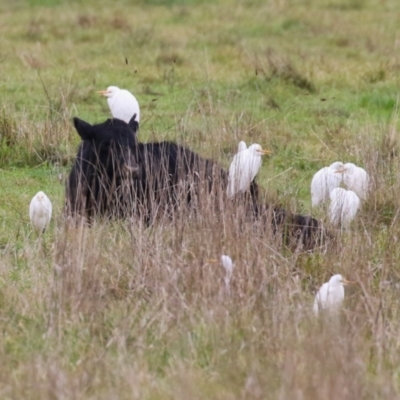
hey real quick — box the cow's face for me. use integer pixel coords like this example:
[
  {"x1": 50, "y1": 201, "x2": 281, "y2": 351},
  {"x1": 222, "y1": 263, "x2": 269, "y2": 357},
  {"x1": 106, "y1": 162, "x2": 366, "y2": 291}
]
[{"x1": 73, "y1": 115, "x2": 139, "y2": 180}]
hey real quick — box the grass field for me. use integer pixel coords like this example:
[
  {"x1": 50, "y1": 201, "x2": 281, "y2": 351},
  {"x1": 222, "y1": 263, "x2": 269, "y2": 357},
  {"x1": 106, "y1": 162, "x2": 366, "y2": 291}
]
[{"x1": 1, "y1": 0, "x2": 400, "y2": 398}]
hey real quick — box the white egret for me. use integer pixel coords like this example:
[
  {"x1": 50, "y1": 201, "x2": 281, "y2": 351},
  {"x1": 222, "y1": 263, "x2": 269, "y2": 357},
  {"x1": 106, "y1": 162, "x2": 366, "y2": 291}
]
[
  {"x1": 97, "y1": 86, "x2": 140, "y2": 124},
  {"x1": 29, "y1": 191, "x2": 52, "y2": 234},
  {"x1": 329, "y1": 187, "x2": 360, "y2": 228},
  {"x1": 209, "y1": 255, "x2": 234, "y2": 294},
  {"x1": 220, "y1": 255, "x2": 234, "y2": 292},
  {"x1": 313, "y1": 274, "x2": 352, "y2": 316},
  {"x1": 310, "y1": 162, "x2": 344, "y2": 207},
  {"x1": 339, "y1": 162, "x2": 370, "y2": 200},
  {"x1": 227, "y1": 143, "x2": 271, "y2": 198},
  {"x1": 237, "y1": 141, "x2": 247, "y2": 152}
]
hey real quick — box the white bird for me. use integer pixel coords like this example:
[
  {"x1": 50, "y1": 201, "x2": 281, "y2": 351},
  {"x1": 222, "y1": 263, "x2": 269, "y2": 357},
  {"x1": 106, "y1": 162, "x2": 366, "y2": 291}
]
[
  {"x1": 97, "y1": 86, "x2": 140, "y2": 124},
  {"x1": 340, "y1": 162, "x2": 370, "y2": 200},
  {"x1": 237, "y1": 141, "x2": 247, "y2": 152},
  {"x1": 310, "y1": 162, "x2": 344, "y2": 207},
  {"x1": 227, "y1": 143, "x2": 271, "y2": 198},
  {"x1": 329, "y1": 187, "x2": 360, "y2": 228},
  {"x1": 208, "y1": 255, "x2": 235, "y2": 294},
  {"x1": 313, "y1": 274, "x2": 352, "y2": 316},
  {"x1": 29, "y1": 191, "x2": 52, "y2": 234},
  {"x1": 220, "y1": 255, "x2": 234, "y2": 292}
]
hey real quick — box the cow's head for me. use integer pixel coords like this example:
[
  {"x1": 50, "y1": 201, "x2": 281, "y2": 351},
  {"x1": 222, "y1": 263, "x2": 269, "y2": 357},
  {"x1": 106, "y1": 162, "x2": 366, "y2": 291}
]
[{"x1": 73, "y1": 114, "x2": 139, "y2": 180}]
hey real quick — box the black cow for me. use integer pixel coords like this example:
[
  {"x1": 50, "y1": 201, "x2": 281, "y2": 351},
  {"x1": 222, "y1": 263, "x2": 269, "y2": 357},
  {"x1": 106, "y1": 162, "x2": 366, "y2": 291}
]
[
  {"x1": 66, "y1": 116, "x2": 326, "y2": 250},
  {"x1": 66, "y1": 116, "x2": 140, "y2": 220},
  {"x1": 66, "y1": 115, "x2": 228, "y2": 221}
]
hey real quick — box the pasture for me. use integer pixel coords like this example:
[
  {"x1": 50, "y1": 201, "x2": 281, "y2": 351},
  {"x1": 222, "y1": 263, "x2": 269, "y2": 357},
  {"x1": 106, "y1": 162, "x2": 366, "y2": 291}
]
[{"x1": 1, "y1": 0, "x2": 400, "y2": 398}]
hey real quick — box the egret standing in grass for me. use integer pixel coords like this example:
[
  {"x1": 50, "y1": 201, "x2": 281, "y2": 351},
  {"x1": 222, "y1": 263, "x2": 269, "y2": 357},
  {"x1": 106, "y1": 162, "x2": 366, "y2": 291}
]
[
  {"x1": 237, "y1": 141, "x2": 247, "y2": 152},
  {"x1": 209, "y1": 255, "x2": 234, "y2": 294},
  {"x1": 97, "y1": 86, "x2": 140, "y2": 124},
  {"x1": 29, "y1": 191, "x2": 52, "y2": 234},
  {"x1": 329, "y1": 187, "x2": 360, "y2": 228},
  {"x1": 313, "y1": 274, "x2": 352, "y2": 316},
  {"x1": 310, "y1": 162, "x2": 345, "y2": 207},
  {"x1": 220, "y1": 255, "x2": 234, "y2": 293},
  {"x1": 227, "y1": 143, "x2": 271, "y2": 198},
  {"x1": 338, "y1": 162, "x2": 370, "y2": 200}
]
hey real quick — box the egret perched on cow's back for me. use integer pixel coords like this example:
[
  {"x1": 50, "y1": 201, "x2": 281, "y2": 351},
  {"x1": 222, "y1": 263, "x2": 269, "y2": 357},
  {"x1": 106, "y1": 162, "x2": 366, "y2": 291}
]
[
  {"x1": 329, "y1": 187, "x2": 360, "y2": 228},
  {"x1": 313, "y1": 274, "x2": 352, "y2": 316},
  {"x1": 29, "y1": 191, "x2": 52, "y2": 234},
  {"x1": 97, "y1": 86, "x2": 140, "y2": 124},
  {"x1": 227, "y1": 143, "x2": 271, "y2": 198},
  {"x1": 339, "y1": 162, "x2": 370, "y2": 200},
  {"x1": 310, "y1": 162, "x2": 344, "y2": 207}
]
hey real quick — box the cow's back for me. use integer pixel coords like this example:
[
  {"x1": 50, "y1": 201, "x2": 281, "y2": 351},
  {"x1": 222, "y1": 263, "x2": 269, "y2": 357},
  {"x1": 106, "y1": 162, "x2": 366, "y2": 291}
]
[{"x1": 131, "y1": 141, "x2": 228, "y2": 220}]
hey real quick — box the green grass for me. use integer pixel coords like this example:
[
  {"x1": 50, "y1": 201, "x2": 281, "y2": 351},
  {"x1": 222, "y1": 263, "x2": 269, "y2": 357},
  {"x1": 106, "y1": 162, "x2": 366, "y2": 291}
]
[{"x1": 2, "y1": 0, "x2": 400, "y2": 398}]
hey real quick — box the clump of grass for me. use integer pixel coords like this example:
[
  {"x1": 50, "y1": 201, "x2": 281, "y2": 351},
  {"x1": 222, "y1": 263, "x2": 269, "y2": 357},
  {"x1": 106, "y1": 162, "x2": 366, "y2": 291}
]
[
  {"x1": 254, "y1": 49, "x2": 316, "y2": 93},
  {"x1": 0, "y1": 84, "x2": 78, "y2": 167},
  {"x1": 0, "y1": 108, "x2": 16, "y2": 143}
]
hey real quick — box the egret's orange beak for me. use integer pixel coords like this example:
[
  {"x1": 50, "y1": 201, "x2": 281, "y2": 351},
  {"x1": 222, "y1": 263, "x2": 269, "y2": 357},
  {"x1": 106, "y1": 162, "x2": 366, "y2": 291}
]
[
  {"x1": 342, "y1": 279, "x2": 355, "y2": 285},
  {"x1": 258, "y1": 149, "x2": 272, "y2": 155},
  {"x1": 208, "y1": 259, "x2": 218, "y2": 263},
  {"x1": 334, "y1": 168, "x2": 346, "y2": 174},
  {"x1": 97, "y1": 90, "x2": 109, "y2": 96}
]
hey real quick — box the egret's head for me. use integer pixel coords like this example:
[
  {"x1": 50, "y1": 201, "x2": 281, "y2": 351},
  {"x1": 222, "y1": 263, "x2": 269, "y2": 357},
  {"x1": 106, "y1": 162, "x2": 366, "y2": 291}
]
[
  {"x1": 97, "y1": 86, "x2": 120, "y2": 98},
  {"x1": 249, "y1": 143, "x2": 272, "y2": 156},
  {"x1": 329, "y1": 161, "x2": 345, "y2": 173},
  {"x1": 342, "y1": 162, "x2": 357, "y2": 174},
  {"x1": 220, "y1": 255, "x2": 233, "y2": 271},
  {"x1": 208, "y1": 255, "x2": 233, "y2": 269},
  {"x1": 238, "y1": 141, "x2": 247, "y2": 152},
  {"x1": 329, "y1": 274, "x2": 353, "y2": 286},
  {"x1": 36, "y1": 191, "x2": 45, "y2": 202},
  {"x1": 329, "y1": 187, "x2": 345, "y2": 201}
]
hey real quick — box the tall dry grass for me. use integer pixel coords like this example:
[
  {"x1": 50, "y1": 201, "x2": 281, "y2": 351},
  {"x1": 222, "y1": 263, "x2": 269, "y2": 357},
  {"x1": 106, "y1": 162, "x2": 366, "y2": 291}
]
[
  {"x1": 2, "y1": 145, "x2": 400, "y2": 399},
  {"x1": 0, "y1": 96, "x2": 76, "y2": 167}
]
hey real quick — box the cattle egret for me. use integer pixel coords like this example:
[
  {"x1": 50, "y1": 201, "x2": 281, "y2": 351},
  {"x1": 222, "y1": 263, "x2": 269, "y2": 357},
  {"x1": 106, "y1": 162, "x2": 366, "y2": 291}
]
[
  {"x1": 310, "y1": 162, "x2": 344, "y2": 207},
  {"x1": 220, "y1": 255, "x2": 234, "y2": 291},
  {"x1": 329, "y1": 187, "x2": 360, "y2": 228},
  {"x1": 29, "y1": 191, "x2": 52, "y2": 234},
  {"x1": 338, "y1": 163, "x2": 369, "y2": 200},
  {"x1": 238, "y1": 141, "x2": 247, "y2": 152},
  {"x1": 313, "y1": 274, "x2": 352, "y2": 316},
  {"x1": 227, "y1": 143, "x2": 271, "y2": 198},
  {"x1": 97, "y1": 86, "x2": 140, "y2": 124},
  {"x1": 209, "y1": 255, "x2": 234, "y2": 294}
]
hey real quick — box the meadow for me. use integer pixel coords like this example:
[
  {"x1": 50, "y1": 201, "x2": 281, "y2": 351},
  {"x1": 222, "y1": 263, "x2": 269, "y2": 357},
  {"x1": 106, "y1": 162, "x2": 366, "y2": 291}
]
[{"x1": 1, "y1": 0, "x2": 400, "y2": 398}]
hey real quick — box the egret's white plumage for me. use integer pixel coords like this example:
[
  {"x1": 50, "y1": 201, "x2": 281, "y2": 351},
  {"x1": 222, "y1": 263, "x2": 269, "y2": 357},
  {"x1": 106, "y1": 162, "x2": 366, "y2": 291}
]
[
  {"x1": 341, "y1": 162, "x2": 369, "y2": 200},
  {"x1": 227, "y1": 143, "x2": 271, "y2": 198},
  {"x1": 29, "y1": 191, "x2": 52, "y2": 234},
  {"x1": 220, "y1": 255, "x2": 234, "y2": 292},
  {"x1": 310, "y1": 162, "x2": 344, "y2": 207},
  {"x1": 98, "y1": 86, "x2": 140, "y2": 124},
  {"x1": 208, "y1": 255, "x2": 235, "y2": 294},
  {"x1": 237, "y1": 141, "x2": 247, "y2": 152},
  {"x1": 313, "y1": 274, "x2": 350, "y2": 316},
  {"x1": 329, "y1": 187, "x2": 360, "y2": 228}
]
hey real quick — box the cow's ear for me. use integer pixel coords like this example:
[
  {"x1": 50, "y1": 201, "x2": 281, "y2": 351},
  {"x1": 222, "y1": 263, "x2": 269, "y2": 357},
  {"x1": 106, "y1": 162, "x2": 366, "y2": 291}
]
[
  {"x1": 128, "y1": 113, "x2": 139, "y2": 133},
  {"x1": 73, "y1": 117, "x2": 94, "y2": 141}
]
